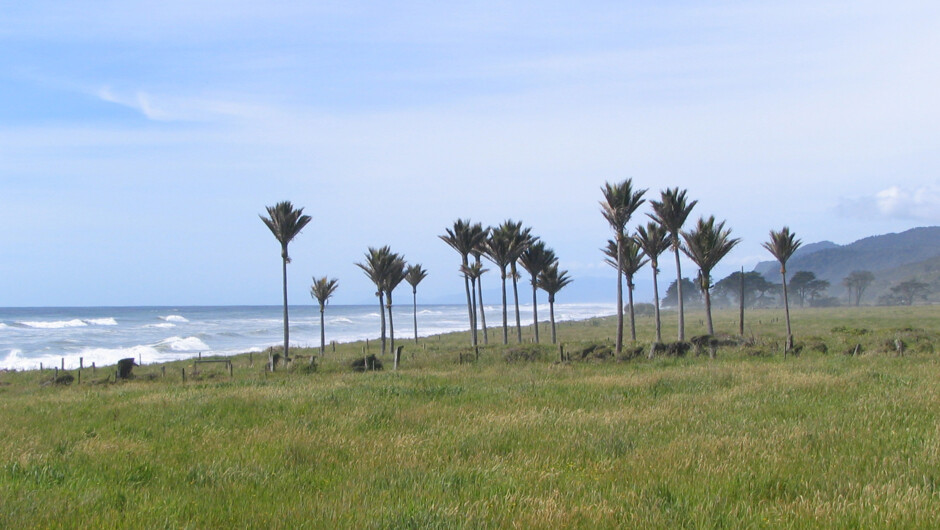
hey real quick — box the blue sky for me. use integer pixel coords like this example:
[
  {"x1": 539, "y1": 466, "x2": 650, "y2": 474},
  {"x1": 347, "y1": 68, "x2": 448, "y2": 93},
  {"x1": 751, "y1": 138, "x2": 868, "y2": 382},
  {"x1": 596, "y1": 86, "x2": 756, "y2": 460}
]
[{"x1": 1, "y1": 0, "x2": 938, "y2": 307}]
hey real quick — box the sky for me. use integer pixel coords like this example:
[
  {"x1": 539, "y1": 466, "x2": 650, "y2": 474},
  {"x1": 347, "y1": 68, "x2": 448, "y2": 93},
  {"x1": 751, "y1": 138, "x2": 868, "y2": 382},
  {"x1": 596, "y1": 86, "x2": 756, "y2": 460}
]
[{"x1": 1, "y1": 0, "x2": 939, "y2": 307}]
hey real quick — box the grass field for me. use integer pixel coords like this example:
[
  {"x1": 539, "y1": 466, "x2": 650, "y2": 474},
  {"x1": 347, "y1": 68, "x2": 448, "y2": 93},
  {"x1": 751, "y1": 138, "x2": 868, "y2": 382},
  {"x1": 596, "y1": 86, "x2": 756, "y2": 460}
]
[{"x1": 1, "y1": 306, "x2": 938, "y2": 528}]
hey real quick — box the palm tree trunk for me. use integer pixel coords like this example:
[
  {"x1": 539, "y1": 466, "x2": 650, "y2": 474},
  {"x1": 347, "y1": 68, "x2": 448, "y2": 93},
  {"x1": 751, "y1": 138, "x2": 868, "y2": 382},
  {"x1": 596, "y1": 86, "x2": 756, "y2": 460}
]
[
  {"x1": 500, "y1": 273, "x2": 508, "y2": 345},
  {"x1": 531, "y1": 274, "x2": 540, "y2": 344},
  {"x1": 615, "y1": 237, "x2": 624, "y2": 355},
  {"x1": 387, "y1": 294, "x2": 396, "y2": 369},
  {"x1": 277, "y1": 252, "x2": 289, "y2": 372},
  {"x1": 412, "y1": 289, "x2": 419, "y2": 345},
  {"x1": 674, "y1": 244, "x2": 685, "y2": 342},
  {"x1": 470, "y1": 277, "x2": 479, "y2": 359},
  {"x1": 319, "y1": 306, "x2": 325, "y2": 357},
  {"x1": 378, "y1": 292, "x2": 387, "y2": 356},
  {"x1": 511, "y1": 263, "x2": 522, "y2": 344},
  {"x1": 462, "y1": 258, "x2": 475, "y2": 349},
  {"x1": 739, "y1": 267, "x2": 745, "y2": 336},
  {"x1": 476, "y1": 256, "x2": 488, "y2": 345},
  {"x1": 652, "y1": 262, "x2": 662, "y2": 344},
  {"x1": 549, "y1": 295, "x2": 557, "y2": 344},
  {"x1": 704, "y1": 285, "x2": 714, "y2": 336},
  {"x1": 627, "y1": 276, "x2": 636, "y2": 342},
  {"x1": 782, "y1": 267, "x2": 792, "y2": 356}
]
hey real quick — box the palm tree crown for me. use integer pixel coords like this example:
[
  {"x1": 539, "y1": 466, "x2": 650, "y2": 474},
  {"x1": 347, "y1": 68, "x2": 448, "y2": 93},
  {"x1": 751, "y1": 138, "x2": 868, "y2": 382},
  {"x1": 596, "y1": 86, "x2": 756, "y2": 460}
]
[
  {"x1": 537, "y1": 262, "x2": 574, "y2": 345},
  {"x1": 260, "y1": 201, "x2": 312, "y2": 261},
  {"x1": 649, "y1": 187, "x2": 697, "y2": 341},
  {"x1": 634, "y1": 221, "x2": 671, "y2": 345},
  {"x1": 310, "y1": 277, "x2": 339, "y2": 310},
  {"x1": 762, "y1": 227, "x2": 802, "y2": 275},
  {"x1": 681, "y1": 215, "x2": 740, "y2": 337},
  {"x1": 518, "y1": 240, "x2": 556, "y2": 344}
]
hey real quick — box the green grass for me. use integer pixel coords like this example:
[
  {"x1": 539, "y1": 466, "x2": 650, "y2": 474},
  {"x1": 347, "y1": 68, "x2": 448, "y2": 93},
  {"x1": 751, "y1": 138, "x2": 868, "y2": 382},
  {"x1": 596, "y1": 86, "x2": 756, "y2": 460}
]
[{"x1": 1, "y1": 306, "x2": 938, "y2": 528}]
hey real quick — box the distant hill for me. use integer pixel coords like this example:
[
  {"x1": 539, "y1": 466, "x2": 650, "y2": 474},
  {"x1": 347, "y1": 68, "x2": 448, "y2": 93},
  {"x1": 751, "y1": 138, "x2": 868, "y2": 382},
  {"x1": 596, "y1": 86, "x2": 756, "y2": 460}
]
[{"x1": 754, "y1": 226, "x2": 940, "y2": 304}]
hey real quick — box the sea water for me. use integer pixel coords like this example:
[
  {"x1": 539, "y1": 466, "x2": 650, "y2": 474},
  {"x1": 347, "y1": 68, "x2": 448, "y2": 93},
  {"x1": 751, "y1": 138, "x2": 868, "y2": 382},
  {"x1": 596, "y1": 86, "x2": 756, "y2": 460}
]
[{"x1": 0, "y1": 303, "x2": 615, "y2": 370}]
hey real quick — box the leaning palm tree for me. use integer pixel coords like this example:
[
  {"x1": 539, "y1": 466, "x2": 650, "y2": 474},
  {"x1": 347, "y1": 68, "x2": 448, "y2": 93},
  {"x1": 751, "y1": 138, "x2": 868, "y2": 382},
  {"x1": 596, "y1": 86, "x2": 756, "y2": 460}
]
[
  {"x1": 483, "y1": 224, "x2": 515, "y2": 344},
  {"x1": 310, "y1": 276, "x2": 339, "y2": 359},
  {"x1": 355, "y1": 246, "x2": 396, "y2": 355},
  {"x1": 440, "y1": 220, "x2": 487, "y2": 349},
  {"x1": 681, "y1": 216, "x2": 740, "y2": 342},
  {"x1": 603, "y1": 238, "x2": 648, "y2": 342},
  {"x1": 405, "y1": 264, "x2": 428, "y2": 345},
  {"x1": 762, "y1": 227, "x2": 802, "y2": 355},
  {"x1": 518, "y1": 241, "x2": 556, "y2": 344},
  {"x1": 537, "y1": 263, "x2": 573, "y2": 345},
  {"x1": 600, "y1": 179, "x2": 647, "y2": 355},
  {"x1": 649, "y1": 188, "x2": 697, "y2": 341},
  {"x1": 634, "y1": 222, "x2": 671, "y2": 346},
  {"x1": 383, "y1": 256, "x2": 407, "y2": 369},
  {"x1": 260, "y1": 201, "x2": 312, "y2": 371}
]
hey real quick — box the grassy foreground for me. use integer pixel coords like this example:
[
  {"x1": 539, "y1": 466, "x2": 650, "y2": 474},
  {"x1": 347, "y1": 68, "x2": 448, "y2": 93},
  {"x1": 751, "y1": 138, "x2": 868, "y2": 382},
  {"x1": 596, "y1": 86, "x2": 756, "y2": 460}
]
[{"x1": 1, "y1": 306, "x2": 939, "y2": 528}]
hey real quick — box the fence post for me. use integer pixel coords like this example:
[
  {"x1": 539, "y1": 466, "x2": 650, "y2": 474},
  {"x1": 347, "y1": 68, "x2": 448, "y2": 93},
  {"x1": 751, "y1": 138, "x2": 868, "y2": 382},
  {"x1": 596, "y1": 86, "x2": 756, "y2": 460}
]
[
  {"x1": 80, "y1": 357, "x2": 84, "y2": 370},
  {"x1": 182, "y1": 368, "x2": 186, "y2": 382}
]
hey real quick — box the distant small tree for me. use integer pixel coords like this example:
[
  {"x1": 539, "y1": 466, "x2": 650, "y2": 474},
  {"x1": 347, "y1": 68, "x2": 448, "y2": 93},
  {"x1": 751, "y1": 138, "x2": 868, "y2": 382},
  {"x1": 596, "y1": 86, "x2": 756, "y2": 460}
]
[
  {"x1": 663, "y1": 278, "x2": 702, "y2": 308},
  {"x1": 537, "y1": 263, "x2": 573, "y2": 344},
  {"x1": 310, "y1": 276, "x2": 339, "y2": 358},
  {"x1": 789, "y1": 271, "x2": 830, "y2": 307},
  {"x1": 762, "y1": 227, "x2": 801, "y2": 353},
  {"x1": 713, "y1": 271, "x2": 776, "y2": 308},
  {"x1": 843, "y1": 270, "x2": 875, "y2": 306},
  {"x1": 405, "y1": 264, "x2": 428, "y2": 344},
  {"x1": 890, "y1": 279, "x2": 931, "y2": 305}
]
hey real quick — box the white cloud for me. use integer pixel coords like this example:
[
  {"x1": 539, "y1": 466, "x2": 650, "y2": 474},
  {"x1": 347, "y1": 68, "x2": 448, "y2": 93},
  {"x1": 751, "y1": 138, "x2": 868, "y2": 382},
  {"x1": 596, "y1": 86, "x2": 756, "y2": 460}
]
[{"x1": 839, "y1": 184, "x2": 940, "y2": 222}]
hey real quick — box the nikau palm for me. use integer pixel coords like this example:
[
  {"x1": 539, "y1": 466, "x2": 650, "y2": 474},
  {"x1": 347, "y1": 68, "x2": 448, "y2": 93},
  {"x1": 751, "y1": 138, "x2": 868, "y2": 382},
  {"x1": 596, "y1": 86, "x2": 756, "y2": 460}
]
[
  {"x1": 518, "y1": 241, "x2": 556, "y2": 344},
  {"x1": 681, "y1": 216, "x2": 740, "y2": 343},
  {"x1": 356, "y1": 246, "x2": 396, "y2": 356},
  {"x1": 537, "y1": 263, "x2": 573, "y2": 345},
  {"x1": 260, "y1": 201, "x2": 311, "y2": 371},
  {"x1": 634, "y1": 222, "x2": 671, "y2": 346},
  {"x1": 504, "y1": 221, "x2": 533, "y2": 344},
  {"x1": 383, "y1": 255, "x2": 407, "y2": 369},
  {"x1": 440, "y1": 220, "x2": 487, "y2": 350},
  {"x1": 405, "y1": 264, "x2": 428, "y2": 345},
  {"x1": 461, "y1": 261, "x2": 488, "y2": 359},
  {"x1": 483, "y1": 225, "x2": 515, "y2": 344},
  {"x1": 603, "y1": 238, "x2": 648, "y2": 342},
  {"x1": 763, "y1": 227, "x2": 802, "y2": 355},
  {"x1": 600, "y1": 179, "x2": 647, "y2": 355},
  {"x1": 649, "y1": 188, "x2": 697, "y2": 342},
  {"x1": 310, "y1": 276, "x2": 339, "y2": 359}
]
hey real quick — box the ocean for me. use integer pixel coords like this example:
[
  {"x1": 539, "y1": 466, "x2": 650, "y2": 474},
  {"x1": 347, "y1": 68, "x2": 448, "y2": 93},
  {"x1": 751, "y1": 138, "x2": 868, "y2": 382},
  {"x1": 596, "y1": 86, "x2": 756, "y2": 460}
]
[{"x1": 0, "y1": 303, "x2": 616, "y2": 370}]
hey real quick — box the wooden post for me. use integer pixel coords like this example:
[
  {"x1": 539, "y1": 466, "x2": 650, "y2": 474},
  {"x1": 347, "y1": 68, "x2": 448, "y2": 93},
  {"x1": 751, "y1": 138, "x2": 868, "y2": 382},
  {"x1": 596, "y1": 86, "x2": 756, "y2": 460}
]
[
  {"x1": 229, "y1": 362, "x2": 233, "y2": 378},
  {"x1": 332, "y1": 341, "x2": 336, "y2": 353},
  {"x1": 61, "y1": 358, "x2": 65, "y2": 370},
  {"x1": 182, "y1": 368, "x2": 186, "y2": 382},
  {"x1": 92, "y1": 362, "x2": 96, "y2": 374},
  {"x1": 366, "y1": 339, "x2": 369, "y2": 352},
  {"x1": 738, "y1": 266, "x2": 745, "y2": 336},
  {"x1": 162, "y1": 366, "x2": 166, "y2": 378},
  {"x1": 249, "y1": 351, "x2": 253, "y2": 366},
  {"x1": 559, "y1": 344, "x2": 564, "y2": 363},
  {"x1": 895, "y1": 338, "x2": 904, "y2": 357},
  {"x1": 40, "y1": 362, "x2": 43, "y2": 371},
  {"x1": 55, "y1": 367, "x2": 58, "y2": 379},
  {"x1": 139, "y1": 353, "x2": 142, "y2": 366},
  {"x1": 198, "y1": 352, "x2": 202, "y2": 360},
  {"x1": 77, "y1": 370, "x2": 81, "y2": 385},
  {"x1": 80, "y1": 357, "x2": 84, "y2": 370}
]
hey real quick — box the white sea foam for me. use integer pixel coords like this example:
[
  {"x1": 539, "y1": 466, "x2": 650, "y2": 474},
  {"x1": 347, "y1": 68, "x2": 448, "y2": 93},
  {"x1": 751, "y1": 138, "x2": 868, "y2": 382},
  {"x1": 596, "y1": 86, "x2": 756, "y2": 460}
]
[
  {"x1": 0, "y1": 323, "x2": 9, "y2": 330},
  {"x1": 330, "y1": 317, "x2": 354, "y2": 324},
  {"x1": 20, "y1": 319, "x2": 88, "y2": 329},
  {"x1": 145, "y1": 323, "x2": 176, "y2": 329},
  {"x1": 160, "y1": 315, "x2": 189, "y2": 323},
  {"x1": 156, "y1": 336, "x2": 210, "y2": 352},
  {"x1": 86, "y1": 318, "x2": 118, "y2": 326}
]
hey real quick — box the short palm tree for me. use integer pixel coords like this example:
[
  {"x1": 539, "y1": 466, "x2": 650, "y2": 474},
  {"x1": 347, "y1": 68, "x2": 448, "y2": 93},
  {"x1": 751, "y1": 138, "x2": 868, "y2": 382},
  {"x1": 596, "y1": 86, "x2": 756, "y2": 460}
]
[
  {"x1": 405, "y1": 264, "x2": 428, "y2": 345},
  {"x1": 537, "y1": 263, "x2": 573, "y2": 344},
  {"x1": 603, "y1": 238, "x2": 648, "y2": 342},
  {"x1": 681, "y1": 216, "x2": 740, "y2": 342},
  {"x1": 762, "y1": 227, "x2": 802, "y2": 355},
  {"x1": 383, "y1": 256, "x2": 407, "y2": 369},
  {"x1": 355, "y1": 246, "x2": 396, "y2": 355},
  {"x1": 518, "y1": 240, "x2": 556, "y2": 344},
  {"x1": 260, "y1": 201, "x2": 312, "y2": 371},
  {"x1": 649, "y1": 188, "x2": 697, "y2": 341},
  {"x1": 600, "y1": 179, "x2": 647, "y2": 355},
  {"x1": 634, "y1": 222, "x2": 671, "y2": 345},
  {"x1": 310, "y1": 276, "x2": 339, "y2": 359},
  {"x1": 440, "y1": 220, "x2": 487, "y2": 349}
]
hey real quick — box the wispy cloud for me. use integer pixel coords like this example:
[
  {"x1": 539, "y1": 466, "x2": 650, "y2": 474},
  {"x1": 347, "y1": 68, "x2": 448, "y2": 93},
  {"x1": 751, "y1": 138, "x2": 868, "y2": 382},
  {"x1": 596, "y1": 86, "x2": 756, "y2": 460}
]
[{"x1": 838, "y1": 184, "x2": 940, "y2": 222}]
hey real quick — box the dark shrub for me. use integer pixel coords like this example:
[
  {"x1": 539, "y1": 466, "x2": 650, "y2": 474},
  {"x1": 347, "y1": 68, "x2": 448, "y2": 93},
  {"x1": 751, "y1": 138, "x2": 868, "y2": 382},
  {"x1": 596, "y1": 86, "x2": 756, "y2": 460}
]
[{"x1": 351, "y1": 355, "x2": 383, "y2": 372}]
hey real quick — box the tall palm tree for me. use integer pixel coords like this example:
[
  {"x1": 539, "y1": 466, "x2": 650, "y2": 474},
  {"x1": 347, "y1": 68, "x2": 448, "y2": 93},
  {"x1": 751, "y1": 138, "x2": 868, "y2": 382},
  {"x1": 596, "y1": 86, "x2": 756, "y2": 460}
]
[
  {"x1": 356, "y1": 246, "x2": 396, "y2": 355},
  {"x1": 601, "y1": 180, "x2": 647, "y2": 355},
  {"x1": 440, "y1": 220, "x2": 487, "y2": 349},
  {"x1": 537, "y1": 263, "x2": 573, "y2": 345},
  {"x1": 310, "y1": 276, "x2": 339, "y2": 359},
  {"x1": 405, "y1": 264, "x2": 428, "y2": 344},
  {"x1": 483, "y1": 224, "x2": 515, "y2": 344},
  {"x1": 634, "y1": 222, "x2": 671, "y2": 345},
  {"x1": 518, "y1": 240, "x2": 556, "y2": 344},
  {"x1": 506, "y1": 222, "x2": 533, "y2": 344},
  {"x1": 762, "y1": 227, "x2": 802, "y2": 355},
  {"x1": 681, "y1": 216, "x2": 740, "y2": 341},
  {"x1": 649, "y1": 188, "x2": 697, "y2": 341},
  {"x1": 603, "y1": 238, "x2": 648, "y2": 342},
  {"x1": 472, "y1": 241, "x2": 490, "y2": 344},
  {"x1": 260, "y1": 201, "x2": 312, "y2": 371},
  {"x1": 383, "y1": 256, "x2": 407, "y2": 369}
]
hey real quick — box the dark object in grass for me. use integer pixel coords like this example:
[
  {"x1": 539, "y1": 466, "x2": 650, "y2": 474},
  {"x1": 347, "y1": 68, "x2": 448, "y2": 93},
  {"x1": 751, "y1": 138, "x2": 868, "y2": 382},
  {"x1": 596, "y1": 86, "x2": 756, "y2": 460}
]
[
  {"x1": 809, "y1": 341, "x2": 829, "y2": 354},
  {"x1": 571, "y1": 343, "x2": 614, "y2": 361},
  {"x1": 116, "y1": 358, "x2": 137, "y2": 380},
  {"x1": 843, "y1": 344, "x2": 863, "y2": 356},
  {"x1": 690, "y1": 335, "x2": 720, "y2": 357},
  {"x1": 665, "y1": 342, "x2": 691, "y2": 357},
  {"x1": 504, "y1": 345, "x2": 548, "y2": 363},
  {"x1": 53, "y1": 373, "x2": 74, "y2": 385},
  {"x1": 351, "y1": 355, "x2": 383, "y2": 372}
]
